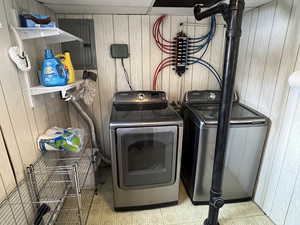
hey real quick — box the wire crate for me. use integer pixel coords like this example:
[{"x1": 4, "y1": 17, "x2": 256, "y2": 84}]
[{"x1": 27, "y1": 148, "x2": 95, "y2": 225}]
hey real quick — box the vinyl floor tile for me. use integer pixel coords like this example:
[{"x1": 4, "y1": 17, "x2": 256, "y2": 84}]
[{"x1": 87, "y1": 169, "x2": 274, "y2": 225}]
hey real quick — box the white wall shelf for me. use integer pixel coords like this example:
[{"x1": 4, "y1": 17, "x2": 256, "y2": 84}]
[
  {"x1": 9, "y1": 25, "x2": 83, "y2": 107},
  {"x1": 14, "y1": 27, "x2": 83, "y2": 44},
  {"x1": 30, "y1": 80, "x2": 84, "y2": 98}
]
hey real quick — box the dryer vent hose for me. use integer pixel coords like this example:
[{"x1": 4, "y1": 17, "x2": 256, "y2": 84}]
[{"x1": 70, "y1": 98, "x2": 111, "y2": 164}]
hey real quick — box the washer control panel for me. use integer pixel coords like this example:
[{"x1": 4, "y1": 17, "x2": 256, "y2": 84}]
[{"x1": 184, "y1": 90, "x2": 222, "y2": 104}]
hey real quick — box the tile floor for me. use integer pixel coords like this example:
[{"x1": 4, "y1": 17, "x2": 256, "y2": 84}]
[{"x1": 86, "y1": 170, "x2": 275, "y2": 225}]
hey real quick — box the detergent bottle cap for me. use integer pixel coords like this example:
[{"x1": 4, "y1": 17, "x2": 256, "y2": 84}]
[{"x1": 44, "y1": 49, "x2": 54, "y2": 59}]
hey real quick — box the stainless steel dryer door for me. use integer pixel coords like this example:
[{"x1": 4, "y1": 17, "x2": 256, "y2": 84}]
[{"x1": 116, "y1": 126, "x2": 178, "y2": 189}]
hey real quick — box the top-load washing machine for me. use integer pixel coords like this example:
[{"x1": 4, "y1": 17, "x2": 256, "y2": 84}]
[
  {"x1": 181, "y1": 90, "x2": 269, "y2": 204},
  {"x1": 109, "y1": 91, "x2": 183, "y2": 211}
]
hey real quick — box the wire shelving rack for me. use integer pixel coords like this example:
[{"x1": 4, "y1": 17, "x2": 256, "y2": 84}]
[{"x1": 26, "y1": 147, "x2": 95, "y2": 225}]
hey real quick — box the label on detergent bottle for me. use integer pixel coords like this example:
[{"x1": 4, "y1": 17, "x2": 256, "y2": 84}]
[
  {"x1": 43, "y1": 64, "x2": 54, "y2": 83},
  {"x1": 44, "y1": 66, "x2": 54, "y2": 75}
]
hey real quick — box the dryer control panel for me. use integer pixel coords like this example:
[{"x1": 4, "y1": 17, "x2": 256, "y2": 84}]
[{"x1": 113, "y1": 91, "x2": 168, "y2": 110}]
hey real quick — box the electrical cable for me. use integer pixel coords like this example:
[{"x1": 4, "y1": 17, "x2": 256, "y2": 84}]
[
  {"x1": 188, "y1": 16, "x2": 216, "y2": 55},
  {"x1": 188, "y1": 57, "x2": 239, "y2": 100},
  {"x1": 153, "y1": 18, "x2": 170, "y2": 51},
  {"x1": 157, "y1": 16, "x2": 173, "y2": 44},
  {"x1": 151, "y1": 15, "x2": 217, "y2": 90},
  {"x1": 156, "y1": 15, "x2": 173, "y2": 44},
  {"x1": 152, "y1": 56, "x2": 175, "y2": 90},
  {"x1": 152, "y1": 16, "x2": 175, "y2": 54},
  {"x1": 188, "y1": 56, "x2": 222, "y2": 88},
  {"x1": 154, "y1": 16, "x2": 171, "y2": 45},
  {"x1": 186, "y1": 15, "x2": 220, "y2": 88},
  {"x1": 151, "y1": 60, "x2": 171, "y2": 91},
  {"x1": 121, "y1": 58, "x2": 133, "y2": 90},
  {"x1": 153, "y1": 62, "x2": 174, "y2": 90},
  {"x1": 199, "y1": 40, "x2": 210, "y2": 59},
  {"x1": 188, "y1": 16, "x2": 216, "y2": 44}
]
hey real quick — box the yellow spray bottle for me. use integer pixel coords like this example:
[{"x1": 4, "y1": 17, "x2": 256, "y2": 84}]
[{"x1": 56, "y1": 52, "x2": 75, "y2": 84}]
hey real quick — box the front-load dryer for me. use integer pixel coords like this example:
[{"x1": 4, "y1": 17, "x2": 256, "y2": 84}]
[{"x1": 109, "y1": 91, "x2": 183, "y2": 211}]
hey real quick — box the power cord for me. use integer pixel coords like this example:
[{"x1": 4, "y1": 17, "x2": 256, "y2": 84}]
[{"x1": 121, "y1": 58, "x2": 133, "y2": 90}]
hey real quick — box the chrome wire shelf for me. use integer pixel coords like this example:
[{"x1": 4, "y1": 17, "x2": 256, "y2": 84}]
[
  {"x1": 0, "y1": 179, "x2": 34, "y2": 225},
  {"x1": 55, "y1": 189, "x2": 94, "y2": 225},
  {"x1": 27, "y1": 148, "x2": 95, "y2": 225}
]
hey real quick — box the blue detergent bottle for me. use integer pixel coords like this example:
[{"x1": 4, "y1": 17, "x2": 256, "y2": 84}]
[{"x1": 41, "y1": 49, "x2": 68, "y2": 87}]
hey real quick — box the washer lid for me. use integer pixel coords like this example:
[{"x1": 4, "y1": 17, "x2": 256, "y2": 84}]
[{"x1": 190, "y1": 103, "x2": 267, "y2": 125}]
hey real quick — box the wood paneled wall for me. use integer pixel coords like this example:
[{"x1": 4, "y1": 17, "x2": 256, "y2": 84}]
[
  {"x1": 59, "y1": 14, "x2": 226, "y2": 156},
  {"x1": 0, "y1": 0, "x2": 70, "y2": 199},
  {"x1": 0, "y1": 0, "x2": 298, "y2": 223},
  {"x1": 62, "y1": 2, "x2": 300, "y2": 224},
  {"x1": 235, "y1": 0, "x2": 300, "y2": 224}
]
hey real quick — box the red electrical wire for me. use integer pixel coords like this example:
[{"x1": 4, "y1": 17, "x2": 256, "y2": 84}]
[
  {"x1": 153, "y1": 62, "x2": 174, "y2": 90},
  {"x1": 152, "y1": 16, "x2": 174, "y2": 53},
  {"x1": 153, "y1": 26, "x2": 172, "y2": 53},
  {"x1": 152, "y1": 58, "x2": 172, "y2": 88},
  {"x1": 156, "y1": 16, "x2": 173, "y2": 44},
  {"x1": 153, "y1": 57, "x2": 173, "y2": 77},
  {"x1": 155, "y1": 16, "x2": 172, "y2": 45},
  {"x1": 156, "y1": 20, "x2": 174, "y2": 51},
  {"x1": 152, "y1": 57, "x2": 175, "y2": 90},
  {"x1": 152, "y1": 17, "x2": 166, "y2": 49},
  {"x1": 153, "y1": 17, "x2": 164, "y2": 44},
  {"x1": 151, "y1": 15, "x2": 178, "y2": 90},
  {"x1": 153, "y1": 60, "x2": 172, "y2": 85}
]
